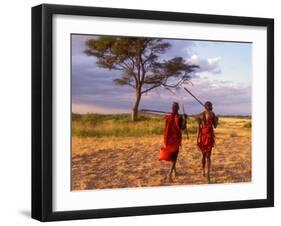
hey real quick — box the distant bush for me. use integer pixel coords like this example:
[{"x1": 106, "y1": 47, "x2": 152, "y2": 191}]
[{"x1": 243, "y1": 122, "x2": 252, "y2": 128}]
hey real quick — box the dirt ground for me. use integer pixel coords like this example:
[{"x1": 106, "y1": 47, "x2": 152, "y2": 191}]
[{"x1": 71, "y1": 117, "x2": 251, "y2": 190}]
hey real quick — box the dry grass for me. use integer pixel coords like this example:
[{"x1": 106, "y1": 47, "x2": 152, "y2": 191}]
[{"x1": 71, "y1": 117, "x2": 251, "y2": 190}]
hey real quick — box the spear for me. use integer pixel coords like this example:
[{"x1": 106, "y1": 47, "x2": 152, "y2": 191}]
[
  {"x1": 140, "y1": 108, "x2": 188, "y2": 117},
  {"x1": 140, "y1": 109, "x2": 170, "y2": 114},
  {"x1": 183, "y1": 87, "x2": 207, "y2": 156},
  {"x1": 183, "y1": 87, "x2": 204, "y2": 107},
  {"x1": 181, "y1": 103, "x2": 189, "y2": 139}
]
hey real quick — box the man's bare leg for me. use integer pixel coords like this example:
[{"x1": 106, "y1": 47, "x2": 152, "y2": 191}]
[
  {"x1": 174, "y1": 165, "x2": 177, "y2": 177},
  {"x1": 173, "y1": 155, "x2": 178, "y2": 178},
  {"x1": 168, "y1": 160, "x2": 176, "y2": 182},
  {"x1": 206, "y1": 151, "x2": 212, "y2": 183},
  {"x1": 202, "y1": 153, "x2": 206, "y2": 176}
]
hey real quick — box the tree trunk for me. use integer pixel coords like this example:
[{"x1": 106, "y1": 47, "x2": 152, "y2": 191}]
[
  {"x1": 132, "y1": 89, "x2": 141, "y2": 122},
  {"x1": 132, "y1": 44, "x2": 142, "y2": 122}
]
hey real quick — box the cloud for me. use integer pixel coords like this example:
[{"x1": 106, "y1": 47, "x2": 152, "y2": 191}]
[
  {"x1": 161, "y1": 39, "x2": 195, "y2": 59},
  {"x1": 180, "y1": 78, "x2": 251, "y2": 115},
  {"x1": 139, "y1": 77, "x2": 251, "y2": 115},
  {"x1": 186, "y1": 54, "x2": 221, "y2": 74},
  {"x1": 72, "y1": 103, "x2": 129, "y2": 114},
  {"x1": 72, "y1": 77, "x2": 251, "y2": 116},
  {"x1": 71, "y1": 35, "x2": 251, "y2": 116}
]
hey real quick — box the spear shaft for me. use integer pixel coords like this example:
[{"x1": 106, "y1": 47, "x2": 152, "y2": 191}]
[
  {"x1": 140, "y1": 109, "x2": 186, "y2": 116},
  {"x1": 183, "y1": 87, "x2": 205, "y2": 107},
  {"x1": 140, "y1": 109, "x2": 169, "y2": 114},
  {"x1": 182, "y1": 104, "x2": 189, "y2": 140}
]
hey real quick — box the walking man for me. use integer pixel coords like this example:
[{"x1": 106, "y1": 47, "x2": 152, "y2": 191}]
[
  {"x1": 197, "y1": 101, "x2": 218, "y2": 183},
  {"x1": 159, "y1": 102, "x2": 187, "y2": 182}
]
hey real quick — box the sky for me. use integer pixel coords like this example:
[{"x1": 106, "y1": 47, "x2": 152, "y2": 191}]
[{"x1": 71, "y1": 34, "x2": 252, "y2": 116}]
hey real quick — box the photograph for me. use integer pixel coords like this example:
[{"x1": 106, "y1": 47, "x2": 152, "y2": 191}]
[
  {"x1": 71, "y1": 34, "x2": 252, "y2": 190},
  {"x1": 31, "y1": 3, "x2": 274, "y2": 221}
]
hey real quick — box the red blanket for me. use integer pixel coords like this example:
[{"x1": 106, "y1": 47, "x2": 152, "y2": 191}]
[
  {"x1": 159, "y1": 114, "x2": 182, "y2": 161},
  {"x1": 198, "y1": 113, "x2": 215, "y2": 153}
]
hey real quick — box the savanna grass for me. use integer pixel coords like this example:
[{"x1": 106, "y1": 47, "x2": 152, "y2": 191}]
[{"x1": 72, "y1": 113, "x2": 197, "y2": 137}]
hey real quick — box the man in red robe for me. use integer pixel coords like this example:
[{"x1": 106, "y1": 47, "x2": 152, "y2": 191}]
[
  {"x1": 197, "y1": 101, "x2": 218, "y2": 183},
  {"x1": 159, "y1": 102, "x2": 187, "y2": 182}
]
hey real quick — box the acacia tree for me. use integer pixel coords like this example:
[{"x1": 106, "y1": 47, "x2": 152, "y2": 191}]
[{"x1": 85, "y1": 37, "x2": 198, "y2": 121}]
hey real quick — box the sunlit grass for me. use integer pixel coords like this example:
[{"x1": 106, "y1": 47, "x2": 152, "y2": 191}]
[
  {"x1": 72, "y1": 113, "x2": 166, "y2": 137},
  {"x1": 72, "y1": 113, "x2": 251, "y2": 138}
]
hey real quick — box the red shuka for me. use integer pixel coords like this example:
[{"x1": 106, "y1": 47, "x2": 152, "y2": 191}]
[
  {"x1": 159, "y1": 114, "x2": 183, "y2": 161},
  {"x1": 198, "y1": 112, "x2": 215, "y2": 153}
]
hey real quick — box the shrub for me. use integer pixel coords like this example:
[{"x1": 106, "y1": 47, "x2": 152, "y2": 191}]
[{"x1": 243, "y1": 122, "x2": 252, "y2": 128}]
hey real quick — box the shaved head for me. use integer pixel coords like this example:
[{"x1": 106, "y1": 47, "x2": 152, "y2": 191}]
[
  {"x1": 172, "y1": 102, "x2": 179, "y2": 114},
  {"x1": 204, "y1": 101, "x2": 213, "y2": 111}
]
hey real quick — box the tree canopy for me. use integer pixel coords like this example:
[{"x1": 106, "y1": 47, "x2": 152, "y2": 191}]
[{"x1": 85, "y1": 37, "x2": 198, "y2": 121}]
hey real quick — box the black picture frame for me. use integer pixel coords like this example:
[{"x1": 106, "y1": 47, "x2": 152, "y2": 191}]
[{"x1": 31, "y1": 3, "x2": 274, "y2": 222}]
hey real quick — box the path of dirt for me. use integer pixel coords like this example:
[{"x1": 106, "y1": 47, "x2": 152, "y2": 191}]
[{"x1": 72, "y1": 133, "x2": 251, "y2": 190}]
